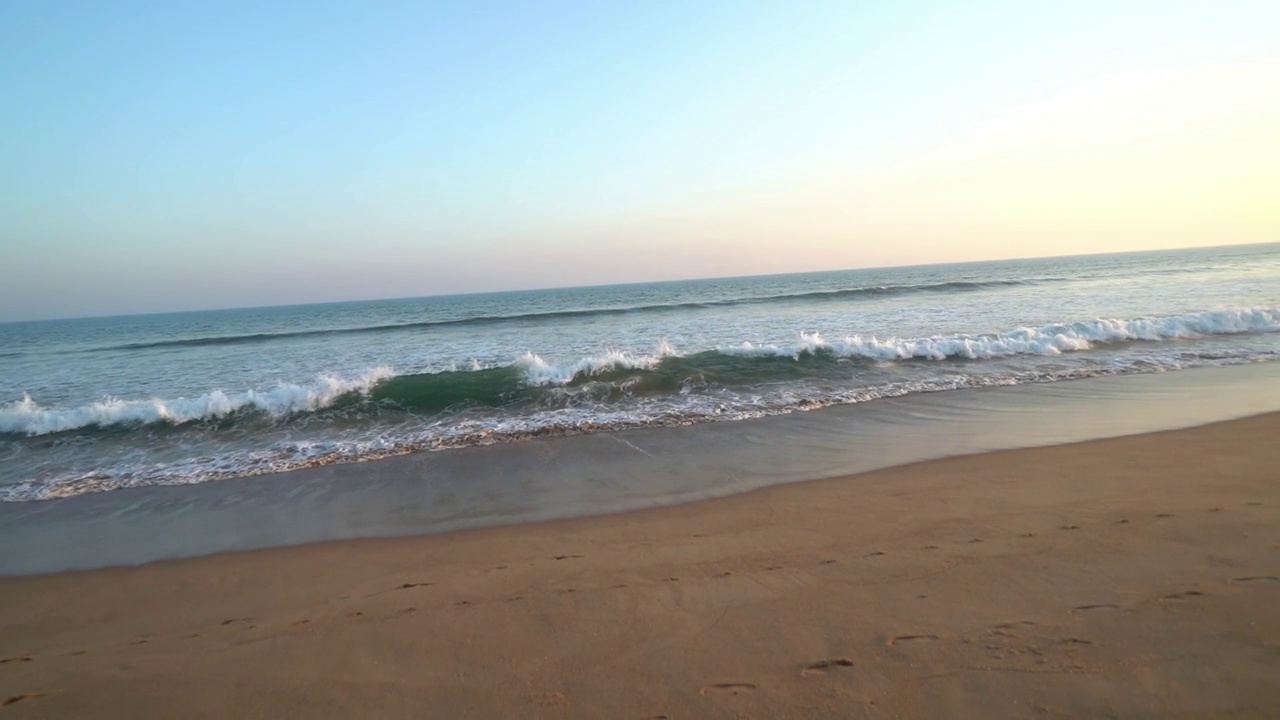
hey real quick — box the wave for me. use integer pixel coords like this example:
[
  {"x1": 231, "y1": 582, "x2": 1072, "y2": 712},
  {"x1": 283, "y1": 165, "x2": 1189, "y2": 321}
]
[
  {"x1": 1, "y1": 368, "x2": 395, "y2": 436},
  {"x1": 5, "y1": 307, "x2": 1277, "y2": 437},
  {"x1": 81, "y1": 278, "x2": 1045, "y2": 353},
  {"x1": 4, "y1": 347, "x2": 1278, "y2": 502},
  {"x1": 720, "y1": 307, "x2": 1280, "y2": 361}
]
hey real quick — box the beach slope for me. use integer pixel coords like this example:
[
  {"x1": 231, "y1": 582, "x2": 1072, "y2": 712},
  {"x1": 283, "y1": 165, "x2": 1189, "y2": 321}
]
[{"x1": 2, "y1": 414, "x2": 1278, "y2": 718}]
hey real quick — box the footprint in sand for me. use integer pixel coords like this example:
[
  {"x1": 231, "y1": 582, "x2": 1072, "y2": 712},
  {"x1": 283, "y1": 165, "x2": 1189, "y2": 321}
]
[
  {"x1": 1232, "y1": 576, "x2": 1279, "y2": 583},
  {"x1": 886, "y1": 634, "x2": 939, "y2": 646},
  {"x1": 554, "y1": 555, "x2": 584, "y2": 561},
  {"x1": 1055, "y1": 637, "x2": 1095, "y2": 646},
  {"x1": 220, "y1": 618, "x2": 252, "y2": 626},
  {"x1": 1162, "y1": 591, "x2": 1204, "y2": 601},
  {"x1": 864, "y1": 551, "x2": 886, "y2": 558},
  {"x1": 699, "y1": 683, "x2": 757, "y2": 696},
  {"x1": 528, "y1": 692, "x2": 567, "y2": 708},
  {"x1": 1073, "y1": 604, "x2": 1120, "y2": 611},
  {"x1": 1155, "y1": 513, "x2": 1175, "y2": 519},
  {"x1": 1115, "y1": 519, "x2": 1130, "y2": 524},
  {"x1": 922, "y1": 545, "x2": 939, "y2": 550},
  {"x1": 1061, "y1": 525, "x2": 1080, "y2": 530},
  {"x1": 0, "y1": 656, "x2": 33, "y2": 665},
  {"x1": 801, "y1": 658, "x2": 854, "y2": 676},
  {"x1": 396, "y1": 582, "x2": 432, "y2": 590},
  {"x1": 3, "y1": 693, "x2": 45, "y2": 707}
]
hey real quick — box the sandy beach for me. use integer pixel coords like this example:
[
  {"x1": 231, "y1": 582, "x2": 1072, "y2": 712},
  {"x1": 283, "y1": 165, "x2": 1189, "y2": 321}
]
[
  {"x1": 7, "y1": 3, "x2": 1278, "y2": 717},
  {"x1": 2, "y1": 413, "x2": 1277, "y2": 718}
]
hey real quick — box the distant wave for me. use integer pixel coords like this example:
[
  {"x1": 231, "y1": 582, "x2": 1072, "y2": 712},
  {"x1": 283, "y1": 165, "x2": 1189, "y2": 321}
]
[
  {"x1": 717, "y1": 307, "x2": 1280, "y2": 361},
  {"x1": 81, "y1": 278, "x2": 1048, "y2": 353},
  {"x1": 4, "y1": 307, "x2": 1276, "y2": 438}
]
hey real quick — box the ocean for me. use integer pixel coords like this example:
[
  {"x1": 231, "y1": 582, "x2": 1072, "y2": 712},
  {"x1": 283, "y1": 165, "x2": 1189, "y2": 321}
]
[{"x1": 3, "y1": 243, "x2": 1279, "y2": 505}]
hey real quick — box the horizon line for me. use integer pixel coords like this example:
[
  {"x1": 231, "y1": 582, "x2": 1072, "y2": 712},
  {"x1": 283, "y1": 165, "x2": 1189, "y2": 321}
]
[{"x1": 3, "y1": 240, "x2": 1275, "y2": 325}]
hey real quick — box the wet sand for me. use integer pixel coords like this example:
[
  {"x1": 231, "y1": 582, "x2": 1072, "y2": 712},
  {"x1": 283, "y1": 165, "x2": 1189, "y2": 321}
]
[{"x1": 2, "y1": 413, "x2": 1278, "y2": 718}]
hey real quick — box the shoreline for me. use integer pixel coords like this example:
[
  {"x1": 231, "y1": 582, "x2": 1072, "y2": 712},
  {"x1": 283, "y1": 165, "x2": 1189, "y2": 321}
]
[
  {"x1": 2, "y1": 413, "x2": 1278, "y2": 717},
  {"x1": 4, "y1": 361, "x2": 1280, "y2": 575}
]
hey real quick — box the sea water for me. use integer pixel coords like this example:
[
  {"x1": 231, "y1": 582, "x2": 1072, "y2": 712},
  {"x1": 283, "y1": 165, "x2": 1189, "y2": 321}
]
[{"x1": 3, "y1": 243, "x2": 1278, "y2": 502}]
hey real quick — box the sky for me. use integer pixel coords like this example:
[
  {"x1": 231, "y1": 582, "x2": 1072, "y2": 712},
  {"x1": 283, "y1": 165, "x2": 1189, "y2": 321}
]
[{"x1": 2, "y1": 1, "x2": 1278, "y2": 321}]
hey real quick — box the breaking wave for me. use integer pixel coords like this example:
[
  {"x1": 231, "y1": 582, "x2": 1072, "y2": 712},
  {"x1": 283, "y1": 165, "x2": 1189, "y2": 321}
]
[
  {"x1": 3, "y1": 307, "x2": 1276, "y2": 438},
  {"x1": 1, "y1": 368, "x2": 396, "y2": 436},
  {"x1": 719, "y1": 307, "x2": 1280, "y2": 360},
  {"x1": 3, "y1": 346, "x2": 1277, "y2": 502}
]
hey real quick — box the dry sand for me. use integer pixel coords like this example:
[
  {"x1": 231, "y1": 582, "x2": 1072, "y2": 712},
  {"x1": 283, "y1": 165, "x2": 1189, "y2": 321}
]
[{"x1": 2, "y1": 413, "x2": 1278, "y2": 719}]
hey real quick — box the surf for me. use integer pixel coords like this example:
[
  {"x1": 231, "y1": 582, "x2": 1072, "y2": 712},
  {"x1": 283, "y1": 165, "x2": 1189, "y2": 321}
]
[{"x1": 4, "y1": 307, "x2": 1276, "y2": 438}]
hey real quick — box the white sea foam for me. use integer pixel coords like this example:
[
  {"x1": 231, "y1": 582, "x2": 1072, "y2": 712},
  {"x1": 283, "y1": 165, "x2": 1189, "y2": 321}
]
[
  {"x1": 516, "y1": 339, "x2": 679, "y2": 386},
  {"x1": 3, "y1": 347, "x2": 1276, "y2": 502},
  {"x1": 0, "y1": 367, "x2": 395, "y2": 436},
  {"x1": 718, "y1": 308, "x2": 1280, "y2": 361},
  {"x1": 2, "y1": 309, "x2": 1276, "y2": 439}
]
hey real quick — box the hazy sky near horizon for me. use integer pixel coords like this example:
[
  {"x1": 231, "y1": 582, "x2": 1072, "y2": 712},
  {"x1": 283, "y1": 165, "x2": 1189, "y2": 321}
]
[{"x1": 3, "y1": 1, "x2": 1278, "y2": 321}]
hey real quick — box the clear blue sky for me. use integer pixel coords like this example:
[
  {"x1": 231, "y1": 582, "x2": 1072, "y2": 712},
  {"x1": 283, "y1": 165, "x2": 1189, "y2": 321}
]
[{"x1": 3, "y1": 1, "x2": 1278, "y2": 320}]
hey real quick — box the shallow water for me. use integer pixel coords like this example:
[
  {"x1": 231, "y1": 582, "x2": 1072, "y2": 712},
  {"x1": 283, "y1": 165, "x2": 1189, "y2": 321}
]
[{"x1": 3, "y1": 362, "x2": 1278, "y2": 574}]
